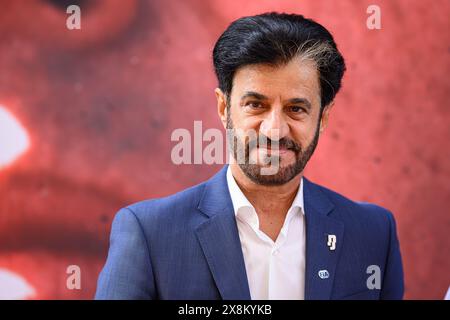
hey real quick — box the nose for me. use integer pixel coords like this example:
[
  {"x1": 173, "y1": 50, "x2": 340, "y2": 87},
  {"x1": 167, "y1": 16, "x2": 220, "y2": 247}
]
[{"x1": 259, "y1": 107, "x2": 289, "y2": 141}]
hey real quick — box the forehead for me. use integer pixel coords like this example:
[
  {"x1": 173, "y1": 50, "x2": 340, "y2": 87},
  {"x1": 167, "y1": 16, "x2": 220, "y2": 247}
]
[{"x1": 232, "y1": 57, "x2": 320, "y2": 102}]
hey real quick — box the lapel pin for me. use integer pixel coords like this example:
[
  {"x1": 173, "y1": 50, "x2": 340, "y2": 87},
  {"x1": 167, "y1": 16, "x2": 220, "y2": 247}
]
[
  {"x1": 327, "y1": 234, "x2": 336, "y2": 251},
  {"x1": 318, "y1": 270, "x2": 330, "y2": 279}
]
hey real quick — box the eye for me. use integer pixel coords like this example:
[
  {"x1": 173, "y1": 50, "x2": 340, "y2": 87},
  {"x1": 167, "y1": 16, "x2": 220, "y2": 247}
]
[
  {"x1": 245, "y1": 101, "x2": 263, "y2": 109},
  {"x1": 289, "y1": 106, "x2": 306, "y2": 113}
]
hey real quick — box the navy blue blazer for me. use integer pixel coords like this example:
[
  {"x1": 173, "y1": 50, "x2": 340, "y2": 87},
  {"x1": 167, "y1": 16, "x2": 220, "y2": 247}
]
[{"x1": 95, "y1": 165, "x2": 404, "y2": 300}]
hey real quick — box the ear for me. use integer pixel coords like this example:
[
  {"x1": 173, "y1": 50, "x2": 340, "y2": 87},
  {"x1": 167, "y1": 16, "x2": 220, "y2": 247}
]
[
  {"x1": 319, "y1": 101, "x2": 334, "y2": 134},
  {"x1": 215, "y1": 88, "x2": 228, "y2": 129}
]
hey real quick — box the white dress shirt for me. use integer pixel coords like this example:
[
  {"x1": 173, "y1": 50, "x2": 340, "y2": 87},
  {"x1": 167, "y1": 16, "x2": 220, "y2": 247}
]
[{"x1": 226, "y1": 166, "x2": 306, "y2": 300}]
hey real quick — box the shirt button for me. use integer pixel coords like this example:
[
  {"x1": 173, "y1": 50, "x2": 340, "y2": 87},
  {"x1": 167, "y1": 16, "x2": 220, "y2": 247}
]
[{"x1": 272, "y1": 249, "x2": 279, "y2": 256}]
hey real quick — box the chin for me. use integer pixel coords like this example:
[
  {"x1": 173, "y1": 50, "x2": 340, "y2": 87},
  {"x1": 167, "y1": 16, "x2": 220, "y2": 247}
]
[{"x1": 239, "y1": 162, "x2": 302, "y2": 186}]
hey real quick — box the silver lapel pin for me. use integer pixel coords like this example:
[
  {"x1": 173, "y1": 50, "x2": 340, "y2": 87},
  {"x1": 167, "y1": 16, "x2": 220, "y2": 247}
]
[
  {"x1": 318, "y1": 270, "x2": 330, "y2": 279},
  {"x1": 327, "y1": 234, "x2": 336, "y2": 251}
]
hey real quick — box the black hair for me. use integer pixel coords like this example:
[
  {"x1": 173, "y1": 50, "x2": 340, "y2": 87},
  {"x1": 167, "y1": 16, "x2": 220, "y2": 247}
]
[{"x1": 213, "y1": 12, "x2": 346, "y2": 108}]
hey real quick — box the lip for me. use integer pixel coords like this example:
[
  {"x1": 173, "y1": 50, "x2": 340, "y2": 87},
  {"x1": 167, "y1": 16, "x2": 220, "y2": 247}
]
[{"x1": 257, "y1": 147, "x2": 293, "y2": 155}]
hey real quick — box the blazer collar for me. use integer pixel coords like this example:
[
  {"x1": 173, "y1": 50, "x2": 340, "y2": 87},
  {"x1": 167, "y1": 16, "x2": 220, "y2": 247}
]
[
  {"x1": 302, "y1": 177, "x2": 344, "y2": 300},
  {"x1": 196, "y1": 165, "x2": 251, "y2": 299}
]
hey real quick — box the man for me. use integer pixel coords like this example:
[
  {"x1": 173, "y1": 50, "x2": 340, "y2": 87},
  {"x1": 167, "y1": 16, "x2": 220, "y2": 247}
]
[{"x1": 95, "y1": 12, "x2": 404, "y2": 300}]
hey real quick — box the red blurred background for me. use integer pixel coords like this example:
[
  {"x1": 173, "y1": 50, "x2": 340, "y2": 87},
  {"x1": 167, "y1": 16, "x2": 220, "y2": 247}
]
[{"x1": 0, "y1": 0, "x2": 449, "y2": 299}]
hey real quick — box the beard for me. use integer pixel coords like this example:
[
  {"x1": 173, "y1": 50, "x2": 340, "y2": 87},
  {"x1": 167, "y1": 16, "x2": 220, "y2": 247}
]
[{"x1": 226, "y1": 110, "x2": 321, "y2": 186}]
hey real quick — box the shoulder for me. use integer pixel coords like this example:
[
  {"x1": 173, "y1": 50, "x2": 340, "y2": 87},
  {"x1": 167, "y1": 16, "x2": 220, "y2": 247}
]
[
  {"x1": 110, "y1": 167, "x2": 228, "y2": 233},
  {"x1": 121, "y1": 180, "x2": 207, "y2": 223},
  {"x1": 307, "y1": 179, "x2": 396, "y2": 234},
  {"x1": 107, "y1": 180, "x2": 208, "y2": 242}
]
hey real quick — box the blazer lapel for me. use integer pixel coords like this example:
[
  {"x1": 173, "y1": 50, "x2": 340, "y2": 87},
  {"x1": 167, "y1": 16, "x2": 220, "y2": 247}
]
[
  {"x1": 303, "y1": 177, "x2": 344, "y2": 300},
  {"x1": 195, "y1": 165, "x2": 251, "y2": 300}
]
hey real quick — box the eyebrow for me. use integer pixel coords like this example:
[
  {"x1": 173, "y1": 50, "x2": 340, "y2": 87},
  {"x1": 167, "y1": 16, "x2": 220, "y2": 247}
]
[
  {"x1": 240, "y1": 91, "x2": 269, "y2": 101},
  {"x1": 240, "y1": 91, "x2": 312, "y2": 110}
]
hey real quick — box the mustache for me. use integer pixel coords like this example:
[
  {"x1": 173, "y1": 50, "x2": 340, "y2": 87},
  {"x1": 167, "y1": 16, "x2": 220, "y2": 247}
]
[{"x1": 247, "y1": 134, "x2": 301, "y2": 153}]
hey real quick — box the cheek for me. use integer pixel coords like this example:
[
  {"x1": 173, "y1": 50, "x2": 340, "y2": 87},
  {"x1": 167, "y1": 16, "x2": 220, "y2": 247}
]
[
  {"x1": 242, "y1": 118, "x2": 262, "y2": 132},
  {"x1": 231, "y1": 111, "x2": 261, "y2": 133},
  {"x1": 292, "y1": 121, "x2": 319, "y2": 146}
]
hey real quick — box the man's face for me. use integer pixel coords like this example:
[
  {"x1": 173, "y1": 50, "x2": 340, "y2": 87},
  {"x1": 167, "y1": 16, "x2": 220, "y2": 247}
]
[{"x1": 218, "y1": 56, "x2": 331, "y2": 185}]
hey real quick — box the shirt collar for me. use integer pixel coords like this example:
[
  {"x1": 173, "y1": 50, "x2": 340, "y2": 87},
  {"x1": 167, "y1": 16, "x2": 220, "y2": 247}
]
[{"x1": 226, "y1": 166, "x2": 305, "y2": 219}]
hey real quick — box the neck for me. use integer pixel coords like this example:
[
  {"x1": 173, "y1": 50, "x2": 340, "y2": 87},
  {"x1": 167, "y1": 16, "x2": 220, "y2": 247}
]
[{"x1": 229, "y1": 163, "x2": 301, "y2": 212}]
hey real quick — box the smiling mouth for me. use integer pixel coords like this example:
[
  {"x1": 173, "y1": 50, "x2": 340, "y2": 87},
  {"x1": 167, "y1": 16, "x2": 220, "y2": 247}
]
[{"x1": 257, "y1": 146, "x2": 294, "y2": 155}]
